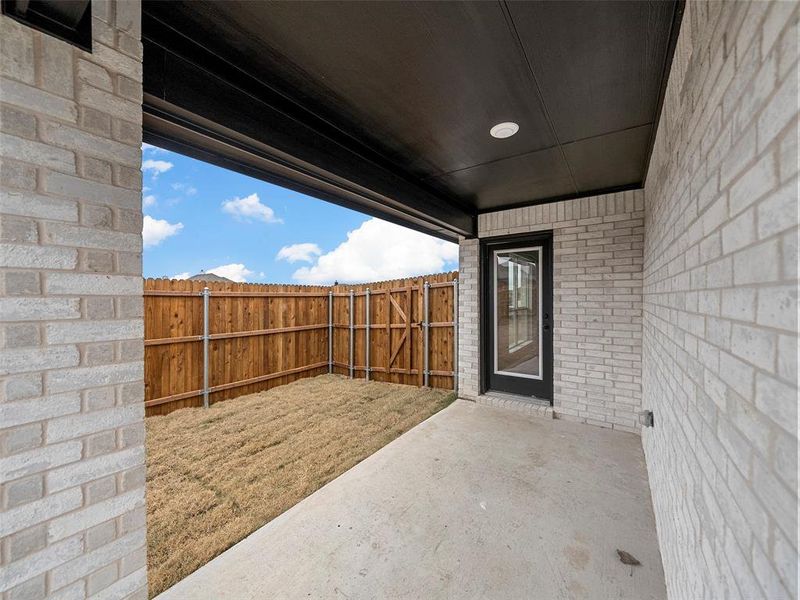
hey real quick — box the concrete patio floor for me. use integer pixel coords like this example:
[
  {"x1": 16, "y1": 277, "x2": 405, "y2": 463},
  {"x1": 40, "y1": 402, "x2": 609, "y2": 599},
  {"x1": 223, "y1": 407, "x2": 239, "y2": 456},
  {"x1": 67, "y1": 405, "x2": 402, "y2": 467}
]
[{"x1": 156, "y1": 400, "x2": 666, "y2": 600}]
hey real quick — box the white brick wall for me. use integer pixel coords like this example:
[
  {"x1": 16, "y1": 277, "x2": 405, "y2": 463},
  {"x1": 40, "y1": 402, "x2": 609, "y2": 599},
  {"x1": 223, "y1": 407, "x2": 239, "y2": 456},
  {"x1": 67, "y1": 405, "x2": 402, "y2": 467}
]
[
  {"x1": 457, "y1": 238, "x2": 480, "y2": 399},
  {"x1": 458, "y1": 190, "x2": 645, "y2": 431},
  {"x1": 642, "y1": 1, "x2": 798, "y2": 598},
  {"x1": 1, "y1": 2, "x2": 147, "y2": 598}
]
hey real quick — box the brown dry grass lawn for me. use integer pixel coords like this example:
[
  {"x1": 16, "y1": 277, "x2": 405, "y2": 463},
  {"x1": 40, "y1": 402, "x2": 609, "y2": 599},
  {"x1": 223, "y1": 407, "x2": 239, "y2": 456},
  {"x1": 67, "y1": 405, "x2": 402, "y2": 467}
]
[{"x1": 145, "y1": 374, "x2": 455, "y2": 597}]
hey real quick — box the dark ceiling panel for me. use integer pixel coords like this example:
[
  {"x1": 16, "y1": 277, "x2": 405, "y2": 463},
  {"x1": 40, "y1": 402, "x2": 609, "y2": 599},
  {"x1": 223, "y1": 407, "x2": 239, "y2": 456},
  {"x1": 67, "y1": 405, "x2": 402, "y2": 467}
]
[
  {"x1": 430, "y1": 147, "x2": 575, "y2": 212},
  {"x1": 506, "y1": 0, "x2": 677, "y2": 145},
  {"x1": 144, "y1": 0, "x2": 557, "y2": 178},
  {"x1": 562, "y1": 125, "x2": 652, "y2": 191}
]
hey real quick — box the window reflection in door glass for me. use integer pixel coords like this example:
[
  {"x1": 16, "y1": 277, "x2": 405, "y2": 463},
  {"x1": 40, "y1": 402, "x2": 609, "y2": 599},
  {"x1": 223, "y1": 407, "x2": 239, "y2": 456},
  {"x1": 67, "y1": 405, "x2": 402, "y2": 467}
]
[{"x1": 494, "y1": 248, "x2": 541, "y2": 379}]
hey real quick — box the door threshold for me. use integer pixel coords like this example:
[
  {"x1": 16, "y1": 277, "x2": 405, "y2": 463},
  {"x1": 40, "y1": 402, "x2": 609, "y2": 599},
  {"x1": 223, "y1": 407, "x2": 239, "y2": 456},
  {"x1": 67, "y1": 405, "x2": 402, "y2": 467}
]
[
  {"x1": 482, "y1": 390, "x2": 551, "y2": 407},
  {"x1": 476, "y1": 391, "x2": 553, "y2": 419}
]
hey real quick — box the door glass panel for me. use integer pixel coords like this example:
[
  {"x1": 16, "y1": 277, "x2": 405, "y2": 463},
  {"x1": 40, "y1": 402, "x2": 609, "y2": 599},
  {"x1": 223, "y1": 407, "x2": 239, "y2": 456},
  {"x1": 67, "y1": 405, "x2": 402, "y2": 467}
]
[{"x1": 494, "y1": 247, "x2": 541, "y2": 379}]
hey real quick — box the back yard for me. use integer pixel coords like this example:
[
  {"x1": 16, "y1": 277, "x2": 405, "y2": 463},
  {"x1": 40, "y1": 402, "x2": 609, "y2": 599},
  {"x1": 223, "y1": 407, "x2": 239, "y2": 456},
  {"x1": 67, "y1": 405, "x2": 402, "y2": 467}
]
[{"x1": 145, "y1": 375, "x2": 454, "y2": 596}]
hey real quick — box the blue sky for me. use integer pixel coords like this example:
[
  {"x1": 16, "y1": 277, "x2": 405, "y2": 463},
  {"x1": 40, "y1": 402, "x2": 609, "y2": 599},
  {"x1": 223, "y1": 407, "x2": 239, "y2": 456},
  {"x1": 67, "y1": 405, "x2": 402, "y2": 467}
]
[{"x1": 141, "y1": 144, "x2": 458, "y2": 284}]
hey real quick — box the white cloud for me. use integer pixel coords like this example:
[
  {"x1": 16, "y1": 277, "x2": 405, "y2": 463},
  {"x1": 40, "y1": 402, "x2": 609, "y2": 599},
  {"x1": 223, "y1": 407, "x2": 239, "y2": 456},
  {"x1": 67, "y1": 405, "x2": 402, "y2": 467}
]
[
  {"x1": 143, "y1": 194, "x2": 156, "y2": 207},
  {"x1": 221, "y1": 193, "x2": 281, "y2": 223},
  {"x1": 292, "y1": 218, "x2": 458, "y2": 284},
  {"x1": 276, "y1": 243, "x2": 322, "y2": 264},
  {"x1": 142, "y1": 215, "x2": 183, "y2": 248},
  {"x1": 172, "y1": 272, "x2": 191, "y2": 280},
  {"x1": 207, "y1": 263, "x2": 254, "y2": 283},
  {"x1": 142, "y1": 159, "x2": 173, "y2": 176}
]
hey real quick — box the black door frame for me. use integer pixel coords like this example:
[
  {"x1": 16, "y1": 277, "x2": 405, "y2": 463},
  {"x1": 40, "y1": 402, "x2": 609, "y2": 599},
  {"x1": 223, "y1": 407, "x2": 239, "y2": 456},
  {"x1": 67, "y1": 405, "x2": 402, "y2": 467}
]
[{"x1": 480, "y1": 231, "x2": 554, "y2": 402}]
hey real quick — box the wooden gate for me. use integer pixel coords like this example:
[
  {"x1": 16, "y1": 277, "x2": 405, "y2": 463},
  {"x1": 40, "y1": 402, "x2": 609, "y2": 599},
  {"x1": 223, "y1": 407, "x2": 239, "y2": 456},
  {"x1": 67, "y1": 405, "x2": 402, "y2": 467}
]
[
  {"x1": 330, "y1": 272, "x2": 457, "y2": 388},
  {"x1": 387, "y1": 287, "x2": 413, "y2": 377}
]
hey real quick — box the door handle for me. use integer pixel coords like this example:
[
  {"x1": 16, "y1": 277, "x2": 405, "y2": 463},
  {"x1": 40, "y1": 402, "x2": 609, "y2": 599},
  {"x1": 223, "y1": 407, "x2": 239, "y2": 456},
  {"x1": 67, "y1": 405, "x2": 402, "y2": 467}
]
[{"x1": 543, "y1": 324, "x2": 551, "y2": 331}]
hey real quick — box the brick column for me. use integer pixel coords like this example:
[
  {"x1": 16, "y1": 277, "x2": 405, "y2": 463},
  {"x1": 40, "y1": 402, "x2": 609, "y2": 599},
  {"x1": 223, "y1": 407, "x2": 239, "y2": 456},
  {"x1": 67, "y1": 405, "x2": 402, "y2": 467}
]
[
  {"x1": 1, "y1": 2, "x2": 147, "y2": 598},
  {"x1": 457, "y1": 238, "x2": 480, "y2": 400}
]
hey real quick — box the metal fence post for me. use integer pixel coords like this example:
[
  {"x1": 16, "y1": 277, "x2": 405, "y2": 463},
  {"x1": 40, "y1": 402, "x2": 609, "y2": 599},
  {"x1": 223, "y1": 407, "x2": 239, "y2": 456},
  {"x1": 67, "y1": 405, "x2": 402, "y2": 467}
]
[
  {"x1": 202, "y1": 286, "x2": 210, "y2": 408},
  {"x1": 328, "y1": 290, "x2": 333, "y2": 374},
  {"x1": 365, "y1": 288, "x2": 370, "y2": 381},
  {"x1": 348, "y1": 289, "x2": 354, "y2": 378},
  {"x1": 453, "y1": 279, "x2": 459, "y2": 395},
  {"x1": 423, "y1": 281, "x2": 430, "y2": 387}
]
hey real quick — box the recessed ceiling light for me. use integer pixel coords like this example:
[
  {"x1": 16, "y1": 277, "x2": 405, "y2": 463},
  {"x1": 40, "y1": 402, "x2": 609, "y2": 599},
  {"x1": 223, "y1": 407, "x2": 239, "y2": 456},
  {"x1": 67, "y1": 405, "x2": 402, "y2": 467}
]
[{"x1": 490, "y1": 122, "x2": 519, "y2": 139}]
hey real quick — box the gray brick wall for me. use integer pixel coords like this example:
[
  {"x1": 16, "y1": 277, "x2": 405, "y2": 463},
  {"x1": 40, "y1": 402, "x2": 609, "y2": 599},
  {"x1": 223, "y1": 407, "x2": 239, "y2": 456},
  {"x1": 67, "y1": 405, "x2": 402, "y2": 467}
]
[
  {"x1": 1, "y1": 2, "x2": 147, "y2": 598},
  {"x1": 458, "y1": 190, "x2": 645, "y2": 431},
  {"x1": 642, "y1": 1, "x2": 798, "y2": 598}
]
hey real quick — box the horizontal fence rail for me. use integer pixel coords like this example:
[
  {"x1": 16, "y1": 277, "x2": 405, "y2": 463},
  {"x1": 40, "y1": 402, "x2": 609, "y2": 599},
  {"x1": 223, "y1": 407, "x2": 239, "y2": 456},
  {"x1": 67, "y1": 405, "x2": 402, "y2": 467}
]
[{"x1": 144, "y1": 272, "x2": 458, "y2": 416}]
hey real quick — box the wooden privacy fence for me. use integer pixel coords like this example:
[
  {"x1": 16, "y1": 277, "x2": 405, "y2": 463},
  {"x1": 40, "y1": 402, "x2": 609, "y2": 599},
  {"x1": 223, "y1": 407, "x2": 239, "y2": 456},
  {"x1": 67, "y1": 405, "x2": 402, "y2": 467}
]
[{"x1": 144, "y1": 272, "x2": 458, "y2": 416}]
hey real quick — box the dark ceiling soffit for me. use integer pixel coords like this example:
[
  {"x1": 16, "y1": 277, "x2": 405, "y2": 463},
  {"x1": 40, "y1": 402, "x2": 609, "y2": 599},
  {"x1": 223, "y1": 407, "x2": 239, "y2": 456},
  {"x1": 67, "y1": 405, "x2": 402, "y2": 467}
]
[
  {"x1": 497, "y1": 0, "x2": 579, "y2": 197},
  {"x1": 141, "y1": 13, "x2": 474, "y2": 241},
  {"x1": 140, "y1": 6, "x2": 421, "y2": 185},
  {"x1": 480, "y1": 0, "x2": 685, "y2": 214},
  {"x1": 641, "y1": 0, "x2": 685, "y2": 186}
]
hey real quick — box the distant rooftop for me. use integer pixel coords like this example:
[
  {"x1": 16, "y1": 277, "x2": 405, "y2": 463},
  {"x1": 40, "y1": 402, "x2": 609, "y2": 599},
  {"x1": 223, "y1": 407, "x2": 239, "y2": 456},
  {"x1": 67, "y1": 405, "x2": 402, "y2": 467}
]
[{"x1": 187, "y1": 273, "x2": 233, "y2": 283}]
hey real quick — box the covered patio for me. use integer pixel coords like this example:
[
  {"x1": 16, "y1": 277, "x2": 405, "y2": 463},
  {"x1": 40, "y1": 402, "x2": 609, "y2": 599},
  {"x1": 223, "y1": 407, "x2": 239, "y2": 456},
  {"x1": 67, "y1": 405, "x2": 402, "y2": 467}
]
[
  {"x1": 0, "y1": 0, "x2": 795, "y2": 598},
  {"x1": 156, "y1": 401, "x2": 664, "y2": 600}
]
